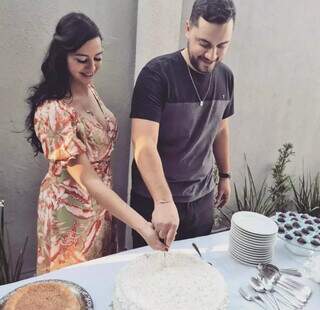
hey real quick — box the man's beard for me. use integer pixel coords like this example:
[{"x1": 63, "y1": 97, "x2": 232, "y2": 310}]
[{"x1": 187, "y1": 43, "x2": 217, "y2": 73}]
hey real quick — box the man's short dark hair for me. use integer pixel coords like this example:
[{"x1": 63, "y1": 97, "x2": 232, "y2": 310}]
[{"x1": 190, "y1": 0, "x2": 236, "y2": 26}]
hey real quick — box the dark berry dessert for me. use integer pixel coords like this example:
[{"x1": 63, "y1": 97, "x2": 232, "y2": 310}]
[
  {"x1": 305, "y1": 220, "x2": 313, "y2": 225},
  {"x1": 313, "y1": 234, "x2": 320, "y2": 240},
  {"x1": 277, "y1": 217, "x2": 285, "y2": 223},
  {"x1": 293, "y1": 230, "x2": 302, "y2": 237},
  {"x1": 301, "y1": 228, "x2": 310, "y2": 235},
  {"x1": 297, "y1": 237, "x2": 307, "y2": 244},
  {"x1": 292, "y1": 222, "x2": 301, "y2": 228},
  {"x1": 311, "y1": 240, "x2": 320, "y2": 247},
  {"x1": 278, "y1": 226, "x2": 285, "y2": 234},
  {"x1": 285, "y1": 234, "x2": 293, "y2": 240},
  {"x1": 284, "y1": 223, "x2": 293, "y2": 230},
  {"x1": 307, "y1": 225, "x2": 315, "y2": 231}
]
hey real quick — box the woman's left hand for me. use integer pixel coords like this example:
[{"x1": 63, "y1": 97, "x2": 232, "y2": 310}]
[{"x1": 139, "y1": 222, "x2": 168, "y2": 251}]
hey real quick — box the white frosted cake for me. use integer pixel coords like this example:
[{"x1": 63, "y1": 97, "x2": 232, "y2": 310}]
[{"x1": 113, "y1": 251, "x2": 228, "y2": 310}]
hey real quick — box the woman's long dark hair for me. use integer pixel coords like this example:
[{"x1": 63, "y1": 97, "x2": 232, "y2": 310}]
[{"x1": 25, "y1": 12, "x2": 102, "y2": 155}]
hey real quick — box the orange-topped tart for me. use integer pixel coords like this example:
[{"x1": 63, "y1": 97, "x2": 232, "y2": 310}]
[{"x1": 3, "y1": 282, "x2": 81, "y2": 310}]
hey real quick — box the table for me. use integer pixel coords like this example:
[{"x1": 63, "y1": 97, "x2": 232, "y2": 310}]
[{"x1": 0, "y1": 231, "x2": 319, "y2": 309}]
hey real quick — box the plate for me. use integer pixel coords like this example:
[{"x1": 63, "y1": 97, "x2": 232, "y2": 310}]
[
  {"x1": 272, "y1": 212, "x2": 320, "y2": 256},
  {"x1": 284, "y1": 241, "x2": 315, "y2": 256},
  {"x1": 231, "y1": 222, "x2": 277, "y2": 240},
  {"x1": 231, "y1": 232, "x2": 276, "y2": 249},
  {"x1": 229, "y1": 238, "x2": 273, "y2": 257},
  {"x1": 229, "y1": 240, "x2": 273, "y2": 258},
  {"x1": 232, "y1": 230, "x2": 276, "y2": 243},
  {"x1": 0, "y1": 279, "x2": 94, "y2": 310},
  {"x1": 229, "y1": 248, "x2": 272, "y2": 265},
  {"x1": 232, "y1": 211, "x2": 278, "y2": 236}
]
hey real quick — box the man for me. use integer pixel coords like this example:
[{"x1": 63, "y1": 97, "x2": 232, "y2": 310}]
[{"x1": 130, "y1": 0, "x2": 236, "y2": 248}]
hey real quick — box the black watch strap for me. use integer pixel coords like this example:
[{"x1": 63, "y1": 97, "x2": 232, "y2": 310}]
[{"x1": 219, "y1": 172, "x2": 231, "y2": 179}]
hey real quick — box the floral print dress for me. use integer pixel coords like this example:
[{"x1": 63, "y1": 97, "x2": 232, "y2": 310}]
[{"x1": 34, "y1": 85, "x2": 118, "y2": 275}]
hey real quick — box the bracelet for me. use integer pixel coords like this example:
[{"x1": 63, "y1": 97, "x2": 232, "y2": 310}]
[
  {"x1": 157, "y1": 200, "x2": 173, "y2": 204},
  {"x1": 219, "y1": 172, "x2": 231, "y2": 179}
]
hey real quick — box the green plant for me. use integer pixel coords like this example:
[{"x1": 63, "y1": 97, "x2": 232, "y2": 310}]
[
  {"x1": 234, "y1": 159, "x2": 274, "y2": 216},
  {"x1": 0, "y1": 200, "x2": 28, "y2": 285},
  {"x1": 290, "y1": 173, "x2": 320, "y2": 217},
  {"x1": 269, "y1": 143, "x2": 295, "y2": 212},
  {"x1": 213, "y1": 163, "x2": 219, "y2": 186}
]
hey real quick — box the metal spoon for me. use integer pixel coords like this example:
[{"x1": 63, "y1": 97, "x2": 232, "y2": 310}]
[
  {"x1": 276, "y1": 278, "x2": 311, "y2": 301},
  {"x1": 239, "y1": 287, "x2": 269, "y2": 309},
  {"x1": 258, "y1": 264, "x2": 312, "y2": 299},
  {"x1": 250, "y1": 277, "x2": 280, "y2": 310},
  {"x1": 281, "y1": 275, "x2": 312, "y2": 297},
  {"x1": 191, "y1": 242, "x2": 213, "y2": 265},
  {"x1": 255, "y1": 276, "x2": 304, "y2": 309},
  {"x1": 258, "y1": 263, "x2": 302, "y2": 277}
]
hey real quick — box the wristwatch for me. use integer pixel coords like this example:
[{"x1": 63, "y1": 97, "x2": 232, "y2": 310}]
[{"x1": 219, "y1": 172, "x2": 231, "y2": 179}]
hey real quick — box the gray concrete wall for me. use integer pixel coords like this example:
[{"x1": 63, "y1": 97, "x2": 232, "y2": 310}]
[
  {"x1": 0, "y1": 0, "x2": 137, "y2": 276},
  {"x1": 134, "y1": 0, "x2": 184, "y2": 78},
  {"x1": 180, "y1": 0, "x2": 320, "y2": 195}
]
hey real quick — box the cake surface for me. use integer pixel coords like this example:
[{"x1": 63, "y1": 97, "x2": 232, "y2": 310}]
[
  {"x1": 3, "y1": 281, "x2": 81, "y2": 310},
  {"x1": 113, "y1": 251, "x2": 228, "y2": 310}
]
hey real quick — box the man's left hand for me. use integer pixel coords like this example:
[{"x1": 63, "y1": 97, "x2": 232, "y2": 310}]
[{"x1": 215, "y1": 178, "x2": 231, "y2": 208}]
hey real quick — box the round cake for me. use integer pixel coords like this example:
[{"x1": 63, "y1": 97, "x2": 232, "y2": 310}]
[
  {"x1": 3, "y1": 281, "x2": 81, "y2": 310},
  {"x1": 113, "y1": 251, "x2": 228, "y2": 310}
]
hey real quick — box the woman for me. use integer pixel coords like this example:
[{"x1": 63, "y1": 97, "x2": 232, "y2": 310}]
[{"x1": 25, "y1": 12, "x2": 166, "y2": 275}]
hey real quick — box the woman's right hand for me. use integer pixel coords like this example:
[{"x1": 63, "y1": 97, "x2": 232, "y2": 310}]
[{"x1": 139, "y1": 222, "x2": 168, "y2": 251}]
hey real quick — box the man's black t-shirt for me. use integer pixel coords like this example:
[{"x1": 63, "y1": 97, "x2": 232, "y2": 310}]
[{"x1": 130, "y1": 50, "x2": 234, "y2": 202}]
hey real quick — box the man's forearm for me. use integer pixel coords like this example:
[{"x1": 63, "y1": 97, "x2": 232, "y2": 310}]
[
  {"x1": 213, "y1": 121, "x2": 231, "y2": 173},
  {"x1": 134, "y1": 141, "x2": 172, "y2": 203},
  {"x1": 133, "y1": 136, "x2": 179, "y2": 247}
]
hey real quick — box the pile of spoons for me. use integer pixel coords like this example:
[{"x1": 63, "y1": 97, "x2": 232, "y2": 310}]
[{"x1": 239, "y1": 263, "x2": 312, "y2": 309}]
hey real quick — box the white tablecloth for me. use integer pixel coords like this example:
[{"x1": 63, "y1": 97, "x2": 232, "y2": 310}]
[{"x1": 0, "y1": 231, "x2": 319, "y2": 309}]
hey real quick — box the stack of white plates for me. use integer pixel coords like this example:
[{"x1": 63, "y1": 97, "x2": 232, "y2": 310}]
[{"x1": 229, "y1": 211, "x2": 278, "y2": 265}]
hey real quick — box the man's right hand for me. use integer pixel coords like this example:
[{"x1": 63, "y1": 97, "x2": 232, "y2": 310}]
[
  {"x1": 139, "y1": 221, "x2": 168, "y2": 251},
  {"x1": 152, "y1": 201, "x2": 180, "y2": 248}
]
